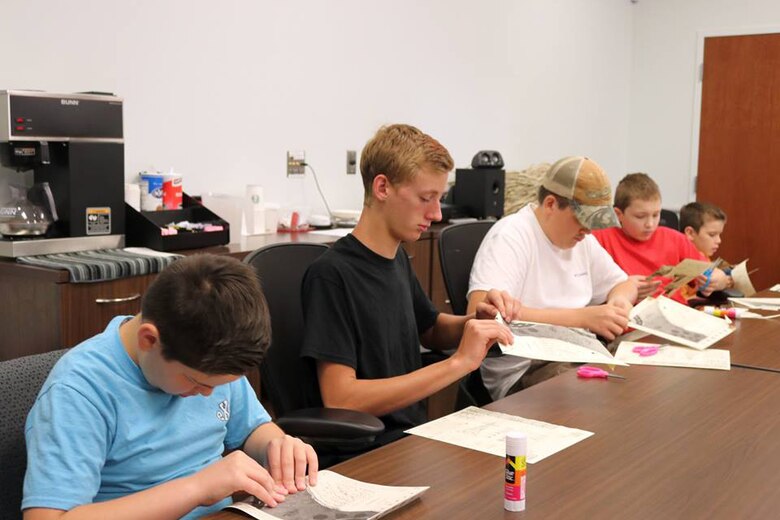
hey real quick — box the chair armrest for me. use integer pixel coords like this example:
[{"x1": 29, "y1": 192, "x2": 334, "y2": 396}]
[{"x1": 277, "y1": 407, "x2": 384, "y2": 440}]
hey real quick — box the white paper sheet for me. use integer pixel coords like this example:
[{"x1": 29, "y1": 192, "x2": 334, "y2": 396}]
[
  {"x1": 309, "y1": 227, "x2": 354, "y2": 237},
  {"x1": 729, "y1": 297, "x2": 780, "y2": 310},
  {"x1": 615, "y1": 341, "x2": 730, "y2": 370},
  {"x1": 406, "y1": 406, "x2": 593, "y2": 464},
  {"x1": 497, "y1": 319, "x2": 628, "y2": 366},
  {"x1": 227, "y1": 470, "x2": 427, "y2": 520},
  {"x1": 628, "y1": 296, "x2": 733, "y2": 350},
  {"x1": 769, "y1": 284, "x2": 780, "y2": 292}
]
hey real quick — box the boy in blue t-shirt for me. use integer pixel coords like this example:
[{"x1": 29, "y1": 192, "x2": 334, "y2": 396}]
[{"x1": 23, "y1": 254, "x2": 317, "y2": 520}]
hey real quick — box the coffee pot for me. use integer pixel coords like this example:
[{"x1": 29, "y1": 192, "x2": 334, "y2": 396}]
[{"x1": 0, "y1": 182, "x2": 57, "y2": 237}]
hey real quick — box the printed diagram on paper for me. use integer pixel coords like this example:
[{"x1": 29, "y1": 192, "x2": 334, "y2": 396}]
[
  {"x1": 497, "y1": 319, "x2": 626, "y2": 366},
  {"x1": 629, "y1": 296, "x2": 733, "y2": 350},
  {"x1": 406, "y1": 406, "x2": 593, "y2": 464},
  {"x1": 227, "y1": 470, "x2": 428, "y2": 520}
]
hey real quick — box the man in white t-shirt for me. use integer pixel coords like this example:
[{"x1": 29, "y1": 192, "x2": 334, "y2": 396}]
[{"x1": 467, "y1": 156, "x2": 638, "y2": 399}]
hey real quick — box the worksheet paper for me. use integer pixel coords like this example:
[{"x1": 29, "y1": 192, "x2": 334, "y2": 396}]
[
  {"x1": 729, "y1": 297, "x2": 780, "y2": 311},
  {"x1": 615, "y1": 341, "x2": 731, "y2": 371},
  {"x1": 629, "y1": 296, "x2": 733, "y2": 350},
  {"x1": 497, "y1": 319, "x2": 627, "y2": 366},
  {"x1": 227, "y1": 470, "x2": 428, "y2": 520},
  {"x1": 406, "y1": 406, "x2": 593, "y2": 464}
]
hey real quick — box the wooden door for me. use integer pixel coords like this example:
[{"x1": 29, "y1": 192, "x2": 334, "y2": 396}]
[{"x1": 697, "y1": 33, "x2": 780, "y2": 290}]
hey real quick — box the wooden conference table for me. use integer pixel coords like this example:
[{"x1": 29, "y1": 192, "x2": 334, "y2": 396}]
[{"x1": 208, "y1": 299, "x2": 780, "y2": 520}]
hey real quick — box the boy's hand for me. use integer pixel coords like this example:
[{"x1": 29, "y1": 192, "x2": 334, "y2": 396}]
[
  {"x1": 452, "y1": 319, "x2": 514, "y2": 372},
  {"x1": 475, "y1": 289, "x2": 522, "y2": 322},
  {"x1": 192, "y1": 450, "x2": 286, "y2": 508},
  {"x1": 582, "y1": 303, "x2": 630, "y2": 341},
  {"x1": 608, "y1": 294, "x2": 634, "y2": 314},
  {"x1": 629, "y1": 275, "x2": 661, "y2": 300},
  {"x1": 697, "y1": 268, "x2": 731, "y2": 295},
  {"x1": 266, "y1": 434, "x2": 319, "y2": 494}
]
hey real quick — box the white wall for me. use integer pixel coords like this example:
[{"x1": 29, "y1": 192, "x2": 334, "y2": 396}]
[
  {"x1": 628, "y1": 0, "x2": 780, "y2": 209},
  {"x1": 0, "y1": 0, "x2": 633, "y2": 215}
]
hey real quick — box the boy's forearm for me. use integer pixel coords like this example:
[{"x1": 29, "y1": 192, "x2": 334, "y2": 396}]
[
  {"x1": 242, "y1": 422, "x2": 286, "y2": 463},
  {"x1": 25, "y1": 476, "x2": 203, "y2": 520},
  {"x1": 607, "y1": 279, "x2": 638, "y2": 306},
  {"x1": 519, "y1": 307, "x2": 588, "y2": 329},
  {"x1": 319, "y1": 356, "x2": 472, "y2": 417},
  {"x1": 420, "y1": 313, "x2": 471, "y2": 350}
]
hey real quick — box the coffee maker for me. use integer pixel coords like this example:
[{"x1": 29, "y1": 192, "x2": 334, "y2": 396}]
[{"x1": 0, "y1": 90, "x2": 125, "y2": 257}]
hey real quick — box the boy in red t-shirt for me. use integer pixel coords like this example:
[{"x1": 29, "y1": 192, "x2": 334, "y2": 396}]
[{"x1": 593, "y1": 173, "x2": 730, "y2": 300}]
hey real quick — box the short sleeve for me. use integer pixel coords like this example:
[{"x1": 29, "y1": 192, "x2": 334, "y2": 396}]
[
  {"x1": 301, "y1": 269, "x2": 359, "y2": 369},
  {"x1": 587, "y1": 237, "x2": 629, "y2": 304},
  {"x1": 224, "y1": 377, "x2": 271, "y2": 451},
  {"x1": 23, "y1": 384, "x2": 111, "y2": 511},
  {"x1": 468, "y1": 224, "x2": 531, "y2": 298}
]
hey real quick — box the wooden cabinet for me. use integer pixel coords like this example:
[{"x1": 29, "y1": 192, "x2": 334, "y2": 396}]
[
  {"x1": 0, "y1": 262, "x2": 154, "y2": 361},
  {"x1": 430, "y1": 239, "x2": 453, "y2": 314},
  {"x1": 0, "y1": 229, "x2": 451, "y2": 361},
  {"x1": 403, "y1": 234, "x2": 452, "y2": 314},
  {"x1": 402, "y1": 237, "x2": 432, "y2": 297},
  {"x1": 60, "y1": 275, "x2": 156, "y2": 348}
]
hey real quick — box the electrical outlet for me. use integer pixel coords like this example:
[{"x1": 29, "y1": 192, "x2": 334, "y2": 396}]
[
  {"x1": 346, "y1": 150, "x2": 357, "y2": 175},
  {"x1": 287, "y1": 150, "x2": 305, "y2": 176}
]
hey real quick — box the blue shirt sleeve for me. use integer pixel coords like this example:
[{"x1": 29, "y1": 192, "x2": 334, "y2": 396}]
[
  {"x1": 223, "y1": 376, "x2": 271, "y2": 451},
  {"x1": 23, "y1": 384, "x2": 112, "y2": 511}
]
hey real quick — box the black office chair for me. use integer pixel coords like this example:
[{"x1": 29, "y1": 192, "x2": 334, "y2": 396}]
[
  {"x1": 243, "y1": 243, "x2": 384, "y2": 465},
  {"x1": 0, "y1": 349, "x2": 68, "y2": 520},
  {"x1": 659, "y1": 209, "x2": 680, "y2": 230},
  {"x1": 438, "y1": 221, "x2": 497, "y2": 408}
]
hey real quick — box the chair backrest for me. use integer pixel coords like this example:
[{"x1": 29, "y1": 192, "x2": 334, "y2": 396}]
[
  {"x1": 438, "y1": 221, "x2": 496, "y2": 315},
  {"x1": 659, "y1": 209, "x2": 680, "y2": 230},
  {"x1": 244, "y1": 242, "x2": 329, "y2": 417},
  {"x1": 0, "y1": 349, "x2": 68, "y2": 520}
]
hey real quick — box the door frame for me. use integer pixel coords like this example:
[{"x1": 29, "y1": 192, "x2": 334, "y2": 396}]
[{"x1": 688, "y1": 25, "x2": 780, "y2": 200}]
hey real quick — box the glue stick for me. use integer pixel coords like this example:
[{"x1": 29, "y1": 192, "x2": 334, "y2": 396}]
[
  {"x1": 504, "y1": 432, "x2": 527, "y2": 512},
  {"x1": 702, "y1": 306, "x2": 746, "y2": 319}
]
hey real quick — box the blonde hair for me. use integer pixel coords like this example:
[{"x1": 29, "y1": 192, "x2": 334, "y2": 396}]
[
  {"x1": 614, "y1": 172, "x2": 660, "y2": 211},
  {"x1": 359, "y1": 124, "x2": 454, "y2": 205}
]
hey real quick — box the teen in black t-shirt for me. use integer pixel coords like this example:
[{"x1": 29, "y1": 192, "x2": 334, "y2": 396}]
[{"x1": 300, "y1": 124, "x2": 522, "y2": 443}]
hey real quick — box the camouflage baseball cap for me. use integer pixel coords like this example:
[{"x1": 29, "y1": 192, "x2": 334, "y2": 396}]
[{"x1": 542, "y1": 156, "x2": 619, "y2": 230}]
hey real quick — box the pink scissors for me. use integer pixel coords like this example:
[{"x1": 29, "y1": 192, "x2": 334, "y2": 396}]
[
  {"x1": 632, "y1": 345, "x2": 662, "y2": 357},
  {"x1": 576, "y1": 366, "x2": 626, "y2": 380}
]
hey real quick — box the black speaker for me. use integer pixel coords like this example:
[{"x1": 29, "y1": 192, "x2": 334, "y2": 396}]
[
  {"x1": 452, "y1": 168, "x2": 505, "y2": 219},
  {"x1": 471, "y1": 150, "x2": 504, "y2": 169}
]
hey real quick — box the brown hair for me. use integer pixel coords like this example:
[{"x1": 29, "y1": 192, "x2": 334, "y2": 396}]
[
  {"x1": 359, "y1": 124, "x2": 454, "y2": 205},
  {"x1": 141, "y1": 254, "x2": 270, "y2": 375},
  {"x1": 679, "y1": 202, "x2": 727, "y2": 232},
  {"x1": 537, "y1": 185, "x2": 571, "y2": 209},
  {"x1": 614, "y1": 172, "x2": 661, "y2": 211}
]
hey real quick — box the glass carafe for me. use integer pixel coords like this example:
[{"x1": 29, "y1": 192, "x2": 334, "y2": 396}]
[{"x1": 0, "y1": 182, "x2": 57, "y2": 237}]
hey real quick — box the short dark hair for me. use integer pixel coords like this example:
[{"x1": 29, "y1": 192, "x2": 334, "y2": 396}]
[
  {"x1": 537, "y1": 185, "x2": 571, "y2": 209},
  {"x1": 141, "y1": 254, "x2": 270, "y2": 375},
  {"x1": 680, "y1": 202, "x2": 727, "y2": 232},
  {"x1": 614, "y1": 173, "x2": 660, "y2": 211}
]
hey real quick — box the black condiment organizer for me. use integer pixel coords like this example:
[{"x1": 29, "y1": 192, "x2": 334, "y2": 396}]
[{"x1": 125, "y1": 193, "x2": 230, "y2": 251}]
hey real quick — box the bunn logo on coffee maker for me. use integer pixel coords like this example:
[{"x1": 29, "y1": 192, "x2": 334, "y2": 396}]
[{"x1": 60, "y1": 99, "x2": 80, "y2": 106}]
